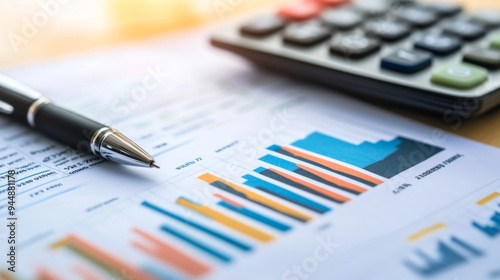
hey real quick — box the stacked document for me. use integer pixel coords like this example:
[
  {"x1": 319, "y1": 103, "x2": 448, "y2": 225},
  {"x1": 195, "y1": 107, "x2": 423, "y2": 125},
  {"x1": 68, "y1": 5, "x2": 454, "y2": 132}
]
[{"x1": 1, "y1": 29, "x2": 500, "y2": 280}]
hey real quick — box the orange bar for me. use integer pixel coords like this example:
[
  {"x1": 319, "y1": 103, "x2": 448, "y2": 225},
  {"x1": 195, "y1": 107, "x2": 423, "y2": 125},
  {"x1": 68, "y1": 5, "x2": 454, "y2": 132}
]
[
  {"x1": 297, "y1": 164, "x2": 366, "y2": 194},
  {"x1": 58, "y1": 235, "x2": 153, "y2": 280},
  {"x1": 37, "y1": 267, "x2": 62, "y2": 280},
  {"x1": 214, "y1": 193, "x2": 244, "y2": 208},
  {"x1": 132, "y1": 228, "x2": 211, "y2": 277},
  {"x1": 199, "y1": 173, "x2": 312, "y2": 222},
  {"x1": 73, "y1": 265, "x2": 102, "y2": 280},
  {"x1": 281, "y1": 146, "x2": 383, "y2": 185},
  {"x1": 269, "y1": 168, "x2": 350, "y2": 203}
]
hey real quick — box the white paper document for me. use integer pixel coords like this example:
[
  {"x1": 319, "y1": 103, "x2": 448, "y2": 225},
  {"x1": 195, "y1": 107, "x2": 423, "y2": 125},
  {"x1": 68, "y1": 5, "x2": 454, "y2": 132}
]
[{"x1": 1, "y1": 30, "x2": 500, "y2": 280}]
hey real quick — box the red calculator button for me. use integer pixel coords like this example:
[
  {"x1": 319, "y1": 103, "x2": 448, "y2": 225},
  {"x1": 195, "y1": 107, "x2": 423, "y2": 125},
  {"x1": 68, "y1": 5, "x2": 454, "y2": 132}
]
[
  {"x1": 315, "y1": 0, "x2": 351, "y2": 6},
  {"x1": 278, "y1": 1, "x2": 323, "y2": 21}
]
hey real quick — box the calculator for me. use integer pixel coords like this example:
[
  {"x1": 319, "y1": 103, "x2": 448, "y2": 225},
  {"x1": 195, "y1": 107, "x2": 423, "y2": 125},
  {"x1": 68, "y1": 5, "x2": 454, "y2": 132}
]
[{"x1": 211, "y1": 0, "x2": 500, "y2": 116}]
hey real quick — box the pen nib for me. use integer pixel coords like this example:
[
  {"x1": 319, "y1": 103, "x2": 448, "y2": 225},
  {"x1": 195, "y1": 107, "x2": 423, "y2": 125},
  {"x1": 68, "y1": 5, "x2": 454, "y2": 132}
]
[{"x1": 150, "y1": 162, "x2": 160, "y2": 169}]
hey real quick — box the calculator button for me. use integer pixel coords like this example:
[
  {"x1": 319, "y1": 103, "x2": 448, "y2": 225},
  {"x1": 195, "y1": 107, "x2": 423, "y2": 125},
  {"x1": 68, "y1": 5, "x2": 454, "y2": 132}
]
[
  {"x1": 240, "y1": 15, "x2": 286, "y2": 37},
  {"x1": 463, "y1": 48, "x2": 500, "y2": 69},
  {"x1": 278, "y1": 2, "x2": 323, "y2": 21},
  {"x1": 398, "y1": 0, "x2": 416, "y2": 5},
  {"x1": 431, "y1": 63, "x2": 488, "y2": 89},
  {"x1": 471, "y1": 10, "x2": 500, "y2": 28},
  {"x1": 414, "y1": 34, "x2": 462, "y2": 56},
  {"x1": 315, "y1": 0, "x2": 351, "y2": 6},
  {"x1": 397, "y1": 7, "x2": 439, "y2": 28},
  {"x1": 354, "y1": 0, "x2": 389, "y2": 17},
  {"x1": 420, "y1": 3, "x2": 462, "y2": 17},
  {"x1": 381, "y1": 49, "x2": 433, "y2": 73},
  {"x1": 492, "y1": 34, "x2": 500, "y2": 49},
  {"x1": 321, "y1": 9, "x2": 363, "y2": 30},
  {"x1": 283, "y1": 22, "x2": 331, "y2": 46},
  {"x1": 442, "y1": 20, "x2": 486, "y2": 41},
  {"x1": 330, "y1": 34, "x2": 381, "y2": 59},
  {"x1": 364, "y1": 20, "x2": 411, "y2": 42}
]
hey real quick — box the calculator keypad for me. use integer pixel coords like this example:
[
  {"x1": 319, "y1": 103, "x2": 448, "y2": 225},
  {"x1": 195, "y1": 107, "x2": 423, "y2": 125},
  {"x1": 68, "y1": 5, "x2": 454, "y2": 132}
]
[{"x1": 228, "y1": 0, "x2": 500, "y2": 94}]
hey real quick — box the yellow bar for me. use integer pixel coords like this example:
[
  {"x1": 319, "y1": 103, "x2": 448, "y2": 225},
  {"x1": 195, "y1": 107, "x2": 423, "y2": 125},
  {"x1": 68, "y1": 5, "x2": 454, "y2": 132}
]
[
  {"x1": 53, "y1": 235, "x2": 154, "y2": 280},
  {"x1": 198, "y1": 173, "x2": 312, "y2": 222},
  {"x1": 476, "y1": 192, "x2": 500, "y2": 206},
  {"x1": 407, "y1": 223, "x2": 446, "y2": 242},
  {"x1": 176, "y1": 197, "x2": 274, "y2": 242}
]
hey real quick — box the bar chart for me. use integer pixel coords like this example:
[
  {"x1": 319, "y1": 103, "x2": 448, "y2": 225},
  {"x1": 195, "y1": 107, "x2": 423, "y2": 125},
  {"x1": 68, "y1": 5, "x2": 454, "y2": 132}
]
[
  {"x1": 472, "y1": 192, "x2": 500, "y2": 238},
  {"x1": 404, "y1": 236, "x2": 483, "y2": 277},
  {"x1": 27, "y1": 129, "x2": 452, "y2": 279},
  {"x1": 402, "y1": 189, "x2": 500, "y2": 278}
]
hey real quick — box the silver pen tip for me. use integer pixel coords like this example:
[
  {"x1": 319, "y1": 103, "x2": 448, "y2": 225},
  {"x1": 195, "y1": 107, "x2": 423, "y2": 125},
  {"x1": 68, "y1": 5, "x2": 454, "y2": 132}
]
[{"x1": 95, "y1": 128, "x2": 157, "y2": 168}]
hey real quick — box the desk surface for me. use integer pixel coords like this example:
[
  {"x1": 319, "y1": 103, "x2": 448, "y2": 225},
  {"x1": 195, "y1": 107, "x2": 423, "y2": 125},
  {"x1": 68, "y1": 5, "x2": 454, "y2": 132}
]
[{"x1": 0, "y1": 0, "x2": 499, "y2": 147}]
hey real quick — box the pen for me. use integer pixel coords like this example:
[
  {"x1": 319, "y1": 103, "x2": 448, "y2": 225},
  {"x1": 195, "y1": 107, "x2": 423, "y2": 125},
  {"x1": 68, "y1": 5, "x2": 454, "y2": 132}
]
[{"x1": 0, "y1": 74, "x2": 159, "y2": 168}]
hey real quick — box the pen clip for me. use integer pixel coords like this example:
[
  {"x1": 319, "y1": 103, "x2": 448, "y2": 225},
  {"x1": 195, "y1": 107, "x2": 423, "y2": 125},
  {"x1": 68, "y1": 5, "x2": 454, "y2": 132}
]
[
  {"x1": 0, "y1": 73, "x2": 42, "y2": 100},
  {"x1": 0, "y1": 100, "x2": 14, "y2": 115}
]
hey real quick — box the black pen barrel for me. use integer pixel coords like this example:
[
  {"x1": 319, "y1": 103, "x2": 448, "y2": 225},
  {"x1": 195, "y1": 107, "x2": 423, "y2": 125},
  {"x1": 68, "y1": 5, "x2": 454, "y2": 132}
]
[{"x1": 34, "y1": 103, "x2": 103, "y2": 153}]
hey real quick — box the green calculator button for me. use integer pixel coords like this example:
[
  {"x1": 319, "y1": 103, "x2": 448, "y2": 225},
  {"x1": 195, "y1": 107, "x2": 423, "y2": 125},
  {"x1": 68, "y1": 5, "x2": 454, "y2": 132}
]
[
  {"x1": 431, "y1": 63, "x2": 488, "y2": 89},
  {"x1": 492, "y1": 34, "x2": 500, "y2": 49}
]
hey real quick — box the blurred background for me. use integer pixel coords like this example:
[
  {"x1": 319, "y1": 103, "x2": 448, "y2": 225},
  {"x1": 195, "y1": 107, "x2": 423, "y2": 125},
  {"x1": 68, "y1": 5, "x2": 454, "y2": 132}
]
[
  {"x1": 0, "y1": 0, "x2": 289, "y2": 67},
  {"x1": 0, "y1": 0, "x2": 499, "y2": 67}
]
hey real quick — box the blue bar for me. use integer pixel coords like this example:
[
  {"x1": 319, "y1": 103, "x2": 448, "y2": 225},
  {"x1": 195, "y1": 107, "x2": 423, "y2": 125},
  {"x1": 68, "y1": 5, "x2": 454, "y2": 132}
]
[
  {"x1": 217, "y1": 201, "x2": 291, "y2": 232},
  {"x1": 142, "y1": 201, "x2": 252, "y2": 252},
  {"x1": 254, "y1": 167, "x2": 267, "y2": 173},
  {"x1": 267, "y1": 144, "x2": 281, "y2": 151},
  {"x1": 404, "y1": 241, "x2": 467, "y2": 277},
  {"x1": 292, "y1": 132, "x2": 400, "y2": 168},
  {"x1": 450, "y1": 236, "x2": 484, "y2": 256},
  {"x1": 472, "y1": 212, "x2": 500, "y2": 238},
  {"x1": 160, "y1": 225, "x2": 232, "y2": 263},
  {"x1": 291, "y1": 132, "x2": 444, "y2": 179},
  {"x1": 242, "y1": 175, "x2": 330, "y2": 214},
  {"x1": 259, "y1": 154, "x2": 298, "y2": 172}
]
